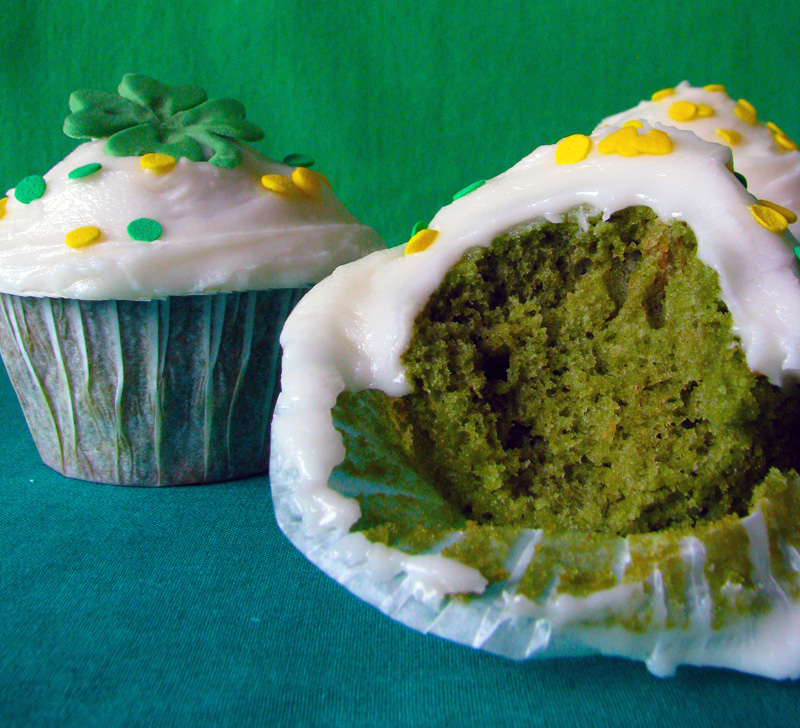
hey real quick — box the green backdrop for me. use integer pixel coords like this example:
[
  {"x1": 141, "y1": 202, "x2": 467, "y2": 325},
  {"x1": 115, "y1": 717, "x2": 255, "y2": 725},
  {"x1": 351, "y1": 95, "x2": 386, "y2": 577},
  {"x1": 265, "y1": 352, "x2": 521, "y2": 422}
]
[{"x1": 1, "y1": 1, "x2": 800, "y2": 726}]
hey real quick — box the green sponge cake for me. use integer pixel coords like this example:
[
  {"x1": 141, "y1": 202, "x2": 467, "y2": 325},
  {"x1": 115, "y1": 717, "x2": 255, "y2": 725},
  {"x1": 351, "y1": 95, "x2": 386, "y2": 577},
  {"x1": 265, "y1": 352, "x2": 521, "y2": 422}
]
[
  {"x1": 272, "y1": 115, "x2": 800, "y2": 678},
  {"x1": 394, "y1": 206, "x2": 800, "y2": 535}
]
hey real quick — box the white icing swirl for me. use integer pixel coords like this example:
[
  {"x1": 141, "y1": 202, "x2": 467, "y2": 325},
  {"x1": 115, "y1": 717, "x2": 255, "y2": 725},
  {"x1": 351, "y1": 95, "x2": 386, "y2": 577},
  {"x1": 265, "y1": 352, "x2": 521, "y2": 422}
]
[
  {"x1": 0, "y1": 141, "x2": 383, "y2": 300},
  {"x1": 598, "y1": 81, "x2": 800, "y2": 237}
]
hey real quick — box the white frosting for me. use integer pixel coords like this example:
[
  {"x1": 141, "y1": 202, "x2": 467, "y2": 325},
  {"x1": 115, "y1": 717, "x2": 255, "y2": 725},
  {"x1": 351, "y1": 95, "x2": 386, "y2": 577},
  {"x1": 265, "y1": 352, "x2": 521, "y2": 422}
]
[
  {"x1": 271, "y1": 122, "x2": 800, "y2": 677},
  {"x1": 0, "y1": 140, "x2": 383, "y2": 300},
  {"x1": 599, "y1": 81, "x2": 800, "y2": 237}
]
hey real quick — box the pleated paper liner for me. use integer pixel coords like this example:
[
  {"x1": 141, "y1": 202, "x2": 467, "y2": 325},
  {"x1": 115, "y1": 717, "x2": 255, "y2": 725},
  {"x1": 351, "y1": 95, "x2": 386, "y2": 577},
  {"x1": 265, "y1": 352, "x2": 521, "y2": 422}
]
[{"x1": 0, "y1": 289, "x2": 303, "y2": 485}]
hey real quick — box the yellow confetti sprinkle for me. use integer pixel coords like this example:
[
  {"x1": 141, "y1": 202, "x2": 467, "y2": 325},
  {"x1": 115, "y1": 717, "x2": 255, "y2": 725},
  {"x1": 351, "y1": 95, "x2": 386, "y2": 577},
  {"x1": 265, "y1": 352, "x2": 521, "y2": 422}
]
[
  {"x1": 737, "y1": 98, "x2": 757, "y2": 115},
  {"x1": 622, "y1": 120, "x2": 644, "y2": 128},
  {"x1": 734, "y1": 100, "x2": 757, "y2": 126},
  {"x1": 668, "y1": 100, "x2": 698, "y2": 122},
  {"x1": 291, "y1": 167, "x2": 321, "y2": 197},
  {"x1": 703, "y1": 84, "x2": 726, "y2": 93},
  {"x1": 0, "y1": 197, "x2": 6, "y2": 219},
  {"x1": 696, "y1": 103, "x2": 715, "y2": 118},
  {"x1": 774, "y1": 133, "x2": 799, "y2": 152},
  {"x1": 140, "y1": 153, "x2": 177, "y2": 174},
  {"x1": 555, "y1": 134, "x2": 593, "y2": 165},
  {"x1": 404, "y1": 228, "x2": 439, "y2": 255},
  {"x1": 633, "y1": 129, "x2": 673, "y2": 155},
  {"x1": 750, "y1": 204, "x2": 788, "y2": 233},
  {"x1": 716, "y1": 128, "x2": 742, "y2": 146},
  {"x1": 758, "y1": 199, "x2": 798, "y2": 224},
  {"x1": 597, "y1": 127, "x2": 672, "y2": 157},
  {"x1": 597, "y1": 127, "x2": 638, "y2": 155},
  {"x1": 651, "y1": 88, "x2": 675, "y2": 102},
  {"x1": 314, "y1": 170, "x2": 333, "y2": 189},
  {"x1": 766, "y1": 121, "x2": 786, "y2": 136},
  {"x1": 65, "y1": 226, "x2": 101, "y2": 249},
  {"x1": 260, "y1": 174, "x2": 296, "y2": 196}
]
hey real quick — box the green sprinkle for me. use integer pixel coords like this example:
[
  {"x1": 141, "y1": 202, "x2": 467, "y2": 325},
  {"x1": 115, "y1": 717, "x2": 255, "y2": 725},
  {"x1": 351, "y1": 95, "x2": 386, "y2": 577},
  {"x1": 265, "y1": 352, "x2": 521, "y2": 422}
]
[
  {"x1": 734, "y1": 172, "x2": 748, "y2": 188},
  {"x1": 411, "y1": 220, "x2": 428, "y2": 236},
  {"x1": 14, "y1": 175, "x2": 46, "y2": 204},
  {"x1": 453, "y1": 179, "x2": 486, "y2": 201},
  {"x1": 68, "y1": 163, "x2": 102, "y2": 179},
  {"x1": 127, "y1": 217, "x2": 162, "y2": 242},
  {"x1": 794, "y1": 245, "x2": 800, "y2": 262},
  {"x1": 282, "y1": 153, "x2": 315, "y2": 168}
]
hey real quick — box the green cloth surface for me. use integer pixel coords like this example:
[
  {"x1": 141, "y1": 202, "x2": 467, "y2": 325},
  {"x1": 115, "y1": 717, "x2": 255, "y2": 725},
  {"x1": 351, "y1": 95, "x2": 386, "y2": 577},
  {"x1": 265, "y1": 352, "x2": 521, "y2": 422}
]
[{"x1": 1, "y1": 1, "x2": 800, "y2": 725}]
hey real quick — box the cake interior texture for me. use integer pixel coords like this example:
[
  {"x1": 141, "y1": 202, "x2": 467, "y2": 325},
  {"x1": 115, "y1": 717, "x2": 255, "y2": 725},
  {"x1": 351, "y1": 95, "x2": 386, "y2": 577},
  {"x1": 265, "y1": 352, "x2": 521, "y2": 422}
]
[{"x1": 386, "y1": 206, "x2": 800, "y2": 536}]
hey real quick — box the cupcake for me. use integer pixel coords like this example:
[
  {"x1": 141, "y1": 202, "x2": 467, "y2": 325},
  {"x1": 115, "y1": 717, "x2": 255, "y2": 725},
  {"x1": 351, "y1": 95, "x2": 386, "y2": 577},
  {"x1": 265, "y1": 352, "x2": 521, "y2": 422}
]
[
  {"x1": 0, "y1": 74, "x2": 383, "y2": 486},
  {"x1": 271, "y1": 117, "x2": 800, "y2": 677},
  {"x1": 598, "y1": 81, "x2": 800, "y2": 236}
]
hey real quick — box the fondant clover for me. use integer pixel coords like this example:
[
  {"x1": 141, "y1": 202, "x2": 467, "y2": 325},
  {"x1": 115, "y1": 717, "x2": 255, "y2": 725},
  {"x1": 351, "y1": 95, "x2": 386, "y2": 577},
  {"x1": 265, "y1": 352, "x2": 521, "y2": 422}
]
[{"x1": 63, "y1": 74, "x2": 264, "y2": 168}]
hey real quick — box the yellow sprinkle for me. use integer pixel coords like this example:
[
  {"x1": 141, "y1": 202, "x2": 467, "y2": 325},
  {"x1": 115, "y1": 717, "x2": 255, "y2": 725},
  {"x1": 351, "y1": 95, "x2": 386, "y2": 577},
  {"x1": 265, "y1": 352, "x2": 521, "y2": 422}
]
[
  {"x1": 668, "y1": 100, "x2": 698, "y2": 122},
  {"x1": 0, "y1": 197, "x2": 6, "y2": 219},
  {"x1": 737, "y1": 98, "x2": 757, "y2": 115},
  {"x1": 734, "y1": 100, "x2": 757, "y2": 126},
  {"x1": 696, "y1": 103, "x2": 715, "y2": 118},
  {"x1": 555, "y1": 134, "x2": 593, "y2": 165},
  {"x1": 758, "y1": 199, "x2": 798, "y2": 224},
  {"x1": 404, "y1": 228, "x2": 439, "y2": 255},
  {"x1": 651, "y1": 88, "x2": 675, "y2": 102},
  {"x1": 750, "y1": 204, "x2": 788, "y2": 233},
  {"x1": 65, "y1": 226, "x2": 101, "y2": 249},
  {"x1": 703, "y1": 84, "x2": 726, "y2": 93},
  {"x1": 314, "y1": 170, "x2": 333, "y2": 189},
  {"x1": 766, "y1": 121, "x2": 786, "y2": 136},
  {"x1": 140, "y1": 153, "x2": 176, "y2": 174},
  {"x1": 622, "y1": 120, "x2": 644, "y2": 128},
  {"x1": 716, "y1": 128, "x2": 742, "y2": 146},
  {"x1": 260, "y1": 174, "x2": 296, "y2": 196},
  {"x1": 597, "y1": 127, "x2": 639, "y2": 155},
  {"x1": 774, "y1": 133, "x2": 799, "y2": 152},
  {"x1": 291, "y1": 167, "x2": 321, "y2": 197},
  {"x1": 633, "y1": 129, "x2": 673, "y2": 155}
]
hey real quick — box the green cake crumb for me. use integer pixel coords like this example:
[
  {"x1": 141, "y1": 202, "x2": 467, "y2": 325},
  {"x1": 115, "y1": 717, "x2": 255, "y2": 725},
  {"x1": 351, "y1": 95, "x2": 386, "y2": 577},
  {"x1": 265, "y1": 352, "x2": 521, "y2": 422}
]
[{"x1": 391, "y1": 206, "x2": 800, "y2": 535}]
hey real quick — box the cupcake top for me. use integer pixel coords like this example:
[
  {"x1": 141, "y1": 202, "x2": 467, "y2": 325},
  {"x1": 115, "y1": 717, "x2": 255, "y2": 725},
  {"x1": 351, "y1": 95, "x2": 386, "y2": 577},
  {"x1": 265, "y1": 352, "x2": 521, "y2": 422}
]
[
  {"x1": 0, "y1": 74, "x2": 383, "y2": 300},
  {"x1": 598, "y1": 81, "x2": 800, "y2": 237},
  {"x1": 281, "y1": 125, "x2": 800, "y2": 400}
]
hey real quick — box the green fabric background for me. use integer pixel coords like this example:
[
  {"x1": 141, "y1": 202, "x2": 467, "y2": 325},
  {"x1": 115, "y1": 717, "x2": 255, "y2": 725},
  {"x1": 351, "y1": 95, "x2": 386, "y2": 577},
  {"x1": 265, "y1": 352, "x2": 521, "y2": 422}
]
[{"x1": 1, "y1": 1, "x2": 800, "y2": 725}]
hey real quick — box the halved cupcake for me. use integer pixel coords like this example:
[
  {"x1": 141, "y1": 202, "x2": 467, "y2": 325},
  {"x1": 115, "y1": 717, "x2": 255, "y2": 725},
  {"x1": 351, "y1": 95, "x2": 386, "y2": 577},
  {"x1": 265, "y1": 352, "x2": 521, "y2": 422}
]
[{"x1": 271, "y1": 121, "x2": 800, "y2": 678}]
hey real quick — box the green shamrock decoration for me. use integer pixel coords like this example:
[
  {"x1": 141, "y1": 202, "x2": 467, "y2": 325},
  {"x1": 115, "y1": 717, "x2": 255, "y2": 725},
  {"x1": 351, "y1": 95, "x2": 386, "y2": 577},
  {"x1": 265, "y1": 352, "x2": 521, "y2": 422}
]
[{"x1": 63, "y1": 74, "x2": 264, "y2": 168}]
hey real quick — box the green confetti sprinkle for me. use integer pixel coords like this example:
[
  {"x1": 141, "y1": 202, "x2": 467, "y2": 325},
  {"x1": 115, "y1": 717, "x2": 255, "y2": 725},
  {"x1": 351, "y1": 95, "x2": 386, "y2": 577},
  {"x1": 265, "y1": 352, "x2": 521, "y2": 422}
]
[
  {"x1": 68, "y1": 163, "x2": 103, "y2": 179},
  {"x1": 282, "y1": 153, "x2": 315, "y2": 168},
  {"x1": 127, "y1": 217, "x2": 162, "y2": 242},
  {"x1": 734, "y1": 172, "x2": 748, "y2": 188},
  {"x1": 14, "y1": 175, "x2": 46, "y2": 204},
  {"x1": 411, "y1": 220, "x2": 428, "y2": 236},
  {"x1": 794, "y1": 245, "x2": 800, "y2": 262},
  {"x1": 453, "y1": 179, "x2": 486, "y2": 201}
]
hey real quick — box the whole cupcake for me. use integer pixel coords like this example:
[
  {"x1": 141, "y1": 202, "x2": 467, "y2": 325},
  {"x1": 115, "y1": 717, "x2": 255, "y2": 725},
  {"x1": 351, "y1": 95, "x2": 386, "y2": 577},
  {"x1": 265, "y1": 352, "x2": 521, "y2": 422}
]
[
  {"x1": 0, "y1": 74, "x2": 383, "y2": 486},
  {"x1": 271, "y1": 108, "x2": 800, "y2": 677}
]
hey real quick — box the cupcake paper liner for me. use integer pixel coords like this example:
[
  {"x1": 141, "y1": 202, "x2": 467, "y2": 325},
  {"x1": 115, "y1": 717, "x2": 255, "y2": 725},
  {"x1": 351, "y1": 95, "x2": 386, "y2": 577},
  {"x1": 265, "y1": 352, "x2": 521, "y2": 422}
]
[
  {"x1": 0, "y1": 289, "x2": 303, "y2": 486},
  {"x1": 271, "y1": 388, "x2": 800, "y2": 679}
]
